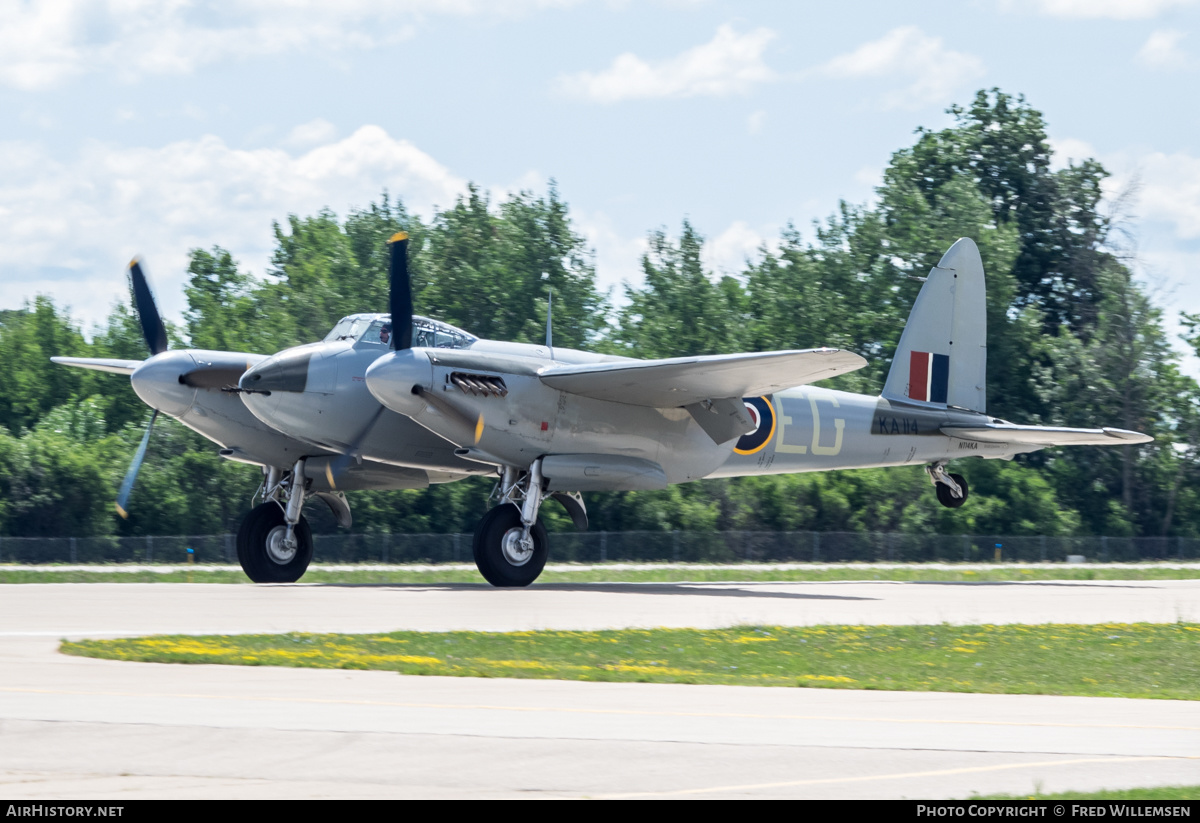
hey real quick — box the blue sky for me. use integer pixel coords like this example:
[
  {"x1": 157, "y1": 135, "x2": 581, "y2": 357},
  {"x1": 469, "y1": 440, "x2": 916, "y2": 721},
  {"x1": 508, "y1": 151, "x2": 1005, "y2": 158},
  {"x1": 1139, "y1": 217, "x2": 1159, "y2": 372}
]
[{"x1": 2, "y1": 0, "x2": 1198, "y2": 371}]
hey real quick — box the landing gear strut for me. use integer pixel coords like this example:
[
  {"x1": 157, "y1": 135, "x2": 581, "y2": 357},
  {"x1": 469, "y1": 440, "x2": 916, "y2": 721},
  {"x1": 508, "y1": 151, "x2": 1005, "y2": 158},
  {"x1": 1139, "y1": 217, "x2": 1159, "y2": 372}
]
[
  {"x1": 237, "y1": 458, "x2": 314, "y2": 582},
  {"x1": 473, "y1": 460, "x2": 549, "y2": 587},
  {"x1": 927, "y1": 461, "x2": 969, "y2": 509}
]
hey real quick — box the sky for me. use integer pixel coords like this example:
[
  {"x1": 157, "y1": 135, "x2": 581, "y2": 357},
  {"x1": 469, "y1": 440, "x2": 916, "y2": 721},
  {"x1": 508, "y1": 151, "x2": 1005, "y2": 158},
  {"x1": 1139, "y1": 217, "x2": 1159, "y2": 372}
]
[{"x1": 2, "y1": 0, "x2": 1199, "y2": 372}]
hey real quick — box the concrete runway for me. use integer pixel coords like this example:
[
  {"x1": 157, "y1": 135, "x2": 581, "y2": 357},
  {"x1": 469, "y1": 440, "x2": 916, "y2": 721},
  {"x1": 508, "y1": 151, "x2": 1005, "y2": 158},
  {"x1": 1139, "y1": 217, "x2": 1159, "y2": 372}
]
[{"x1": 2, "y1": 580, "x2": 1198, "y2": 799}]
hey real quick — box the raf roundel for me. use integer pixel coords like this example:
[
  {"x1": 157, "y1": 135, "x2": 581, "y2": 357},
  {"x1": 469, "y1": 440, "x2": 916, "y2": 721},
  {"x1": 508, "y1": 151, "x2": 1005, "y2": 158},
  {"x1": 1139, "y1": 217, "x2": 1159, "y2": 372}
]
[{"x1": 734, "y1": 396, "x2": 776, "y2": 455}]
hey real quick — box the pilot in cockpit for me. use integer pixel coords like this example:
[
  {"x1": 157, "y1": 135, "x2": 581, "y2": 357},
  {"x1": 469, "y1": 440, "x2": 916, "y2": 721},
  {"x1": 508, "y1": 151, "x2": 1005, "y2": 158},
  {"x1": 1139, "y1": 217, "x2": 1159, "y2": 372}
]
[{"x1": 379, "y1": 323, "x2": 391, "y2": 346}]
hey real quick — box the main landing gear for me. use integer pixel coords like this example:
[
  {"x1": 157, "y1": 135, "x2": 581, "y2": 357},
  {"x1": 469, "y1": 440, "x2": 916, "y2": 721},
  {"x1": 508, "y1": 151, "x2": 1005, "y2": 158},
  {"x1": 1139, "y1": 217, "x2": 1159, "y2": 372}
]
[
  {"x1": 927, "y1": 461, "x2": 969, "y2": 509},
  {"x1": 474, "y1": 460, "x2": 551, "y2": 587},
  {"x1": 471, "y1": 457, "x2": 590, "y2": 588},
  {"x1": 238, "y1": 459, "x2": 314, "y2": 583}
]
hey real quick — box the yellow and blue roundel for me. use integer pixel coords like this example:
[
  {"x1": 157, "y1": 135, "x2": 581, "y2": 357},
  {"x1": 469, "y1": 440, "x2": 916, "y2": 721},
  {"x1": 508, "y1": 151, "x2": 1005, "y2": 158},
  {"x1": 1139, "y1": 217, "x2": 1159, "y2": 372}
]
[{"x1": 734, "y1": 396, "x2": 776, "y2": 455}]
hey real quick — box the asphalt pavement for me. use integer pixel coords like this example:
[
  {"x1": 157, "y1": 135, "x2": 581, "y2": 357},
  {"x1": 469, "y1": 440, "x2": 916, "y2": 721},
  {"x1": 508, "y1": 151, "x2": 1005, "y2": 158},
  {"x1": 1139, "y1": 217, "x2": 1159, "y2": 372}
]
[{"x1": 1, "y1": 580, "x2": 1197, "y2": 799}]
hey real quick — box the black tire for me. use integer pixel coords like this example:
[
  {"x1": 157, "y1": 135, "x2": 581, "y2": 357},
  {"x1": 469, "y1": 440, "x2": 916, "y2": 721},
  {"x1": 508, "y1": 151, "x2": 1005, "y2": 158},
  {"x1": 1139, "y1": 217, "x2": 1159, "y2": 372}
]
[
  {"x1": 236, "y1": 501, "x2": 314, "y2": 583},
  {"x1": 935, "y1": 473, "x2": 969, "y2": 509},
  {"x1": 472, "y1": 504, "x2": 548, "y2": 587}
]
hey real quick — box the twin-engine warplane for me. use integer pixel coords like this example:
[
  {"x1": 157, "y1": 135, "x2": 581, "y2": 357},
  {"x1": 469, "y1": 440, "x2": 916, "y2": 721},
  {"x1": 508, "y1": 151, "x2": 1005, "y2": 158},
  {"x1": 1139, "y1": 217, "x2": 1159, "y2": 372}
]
[{"x1": 53, "y1": 235, "x2": 1151, "y2": 586}]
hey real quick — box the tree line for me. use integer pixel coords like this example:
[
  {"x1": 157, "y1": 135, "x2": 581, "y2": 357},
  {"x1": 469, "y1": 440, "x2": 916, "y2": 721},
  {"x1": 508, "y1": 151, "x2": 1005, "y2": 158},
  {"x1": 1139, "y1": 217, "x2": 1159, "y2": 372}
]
[{"x1": 2, "y1": 89, "x2": 1197, "y2": 539}]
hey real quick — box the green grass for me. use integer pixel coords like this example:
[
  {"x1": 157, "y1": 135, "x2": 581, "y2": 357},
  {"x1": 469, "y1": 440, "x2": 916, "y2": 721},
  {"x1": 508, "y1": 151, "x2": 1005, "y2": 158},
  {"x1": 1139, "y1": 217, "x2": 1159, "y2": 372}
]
[
  {"x1": 61, "y1": 622, "x2": 1200, "y2": 699},
  {"x1": 973, "y1": 785, "x2": 1200, "y2": 799},
  {"x1": 7, "y1": 563, "x2": 1200, "y2": 584}
]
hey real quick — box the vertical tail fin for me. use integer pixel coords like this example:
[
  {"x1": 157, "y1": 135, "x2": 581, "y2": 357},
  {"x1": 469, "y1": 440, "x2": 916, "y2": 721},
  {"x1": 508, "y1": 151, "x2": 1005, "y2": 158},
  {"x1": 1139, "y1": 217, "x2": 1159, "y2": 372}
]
[{"x1": 882, "y1": 237, "x2": 987, "y2": 413}]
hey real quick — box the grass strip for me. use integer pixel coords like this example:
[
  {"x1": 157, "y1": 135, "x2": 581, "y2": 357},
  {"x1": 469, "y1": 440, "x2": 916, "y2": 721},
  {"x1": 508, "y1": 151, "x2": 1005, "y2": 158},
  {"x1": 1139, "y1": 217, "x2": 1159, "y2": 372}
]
[
  {"x1": 972, "y1": 785, "x2": 1199, "y2": 800},
  {"x1": 9, "y1": 564, "x2": 1200, "y2": 584},
  {"x1": 61, "y1": 622, "x2": 1200, "y2": 699}
]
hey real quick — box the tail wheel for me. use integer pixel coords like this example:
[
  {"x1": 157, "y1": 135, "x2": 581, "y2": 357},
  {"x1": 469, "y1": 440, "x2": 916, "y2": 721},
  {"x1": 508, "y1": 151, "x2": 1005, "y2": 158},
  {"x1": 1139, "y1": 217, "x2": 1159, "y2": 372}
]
[
  {"x1": 236, "y1": 501, "x2": 314, "y2": 583},
  {"x1": 472, "y1": 504, "x2": 548, "y2": 588},
  {"x1": 935, "y1": 473, "x2": 969, "y2": 509}
]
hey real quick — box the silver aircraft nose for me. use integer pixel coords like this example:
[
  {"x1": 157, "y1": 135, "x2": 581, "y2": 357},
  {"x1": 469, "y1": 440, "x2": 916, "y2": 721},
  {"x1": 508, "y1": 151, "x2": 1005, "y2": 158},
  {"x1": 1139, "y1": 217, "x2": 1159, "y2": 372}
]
[
  {"x1": 365, "y1": 349, "x2": 432, "y2": 418},
  {"x1": 130, "y1": 351, "x2": 198, "y2": 417}
]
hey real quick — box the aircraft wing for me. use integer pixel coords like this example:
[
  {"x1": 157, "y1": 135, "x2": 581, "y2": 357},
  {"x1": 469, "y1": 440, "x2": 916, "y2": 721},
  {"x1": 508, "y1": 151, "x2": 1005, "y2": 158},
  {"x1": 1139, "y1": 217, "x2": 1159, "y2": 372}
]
[
  {"x1": 941, "y1": 423, "x2": 1153, "y2": 446},
  {"x1": 539, "y1": 348, "x2": 867, "y2": 407},
  {"x1": 50, "y1": 356, "x2": 142, "y2": 375}
]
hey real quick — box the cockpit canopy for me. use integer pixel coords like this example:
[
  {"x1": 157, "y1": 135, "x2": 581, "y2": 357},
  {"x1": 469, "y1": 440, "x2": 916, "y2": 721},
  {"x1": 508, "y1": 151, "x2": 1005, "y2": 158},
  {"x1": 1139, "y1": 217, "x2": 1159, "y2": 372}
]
[{"x1": 323, "y1": 313, "x2": 477, "y2": 349}]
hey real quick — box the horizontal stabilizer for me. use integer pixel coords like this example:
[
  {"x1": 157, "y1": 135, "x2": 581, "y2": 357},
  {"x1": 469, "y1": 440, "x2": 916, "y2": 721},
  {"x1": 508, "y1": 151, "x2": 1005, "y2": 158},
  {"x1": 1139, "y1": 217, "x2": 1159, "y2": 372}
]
[
  {"x1": 51, "y1": 356, "x2": 142, "y2": 375},
  {"x1": 942, "y1": 424, "x2": 1153, "y2": 447},
  {"x1": 540, "y1": 349, "x2": 867, "y2": 408}
]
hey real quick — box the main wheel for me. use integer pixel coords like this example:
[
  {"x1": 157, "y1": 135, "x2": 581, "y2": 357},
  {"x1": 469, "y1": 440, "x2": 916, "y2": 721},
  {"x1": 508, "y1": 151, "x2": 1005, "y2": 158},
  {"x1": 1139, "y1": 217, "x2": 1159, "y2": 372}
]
[
  {"x1": 472, "y1": 504, "x2": 548, "y2": 587},
  {"x1": 236, "y1": 501, "x2": 314, "y2": 583},
  {"x1": 935, "y1": 473, "x2": 969, "y2": 509}
]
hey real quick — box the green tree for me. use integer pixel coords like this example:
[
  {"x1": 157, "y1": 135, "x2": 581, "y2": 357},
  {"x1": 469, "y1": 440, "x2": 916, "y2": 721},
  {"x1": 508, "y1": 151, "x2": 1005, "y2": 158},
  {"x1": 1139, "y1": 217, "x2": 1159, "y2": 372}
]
[
  {"x1": 420, "y1": 183, "x2": 605, "y2": 346},
  {"x1": 613, "y1": 220, "x2": 745, "y2": 358},
  {"x1": 0, "y1": 297, "x2": 89, "y2": 434}
]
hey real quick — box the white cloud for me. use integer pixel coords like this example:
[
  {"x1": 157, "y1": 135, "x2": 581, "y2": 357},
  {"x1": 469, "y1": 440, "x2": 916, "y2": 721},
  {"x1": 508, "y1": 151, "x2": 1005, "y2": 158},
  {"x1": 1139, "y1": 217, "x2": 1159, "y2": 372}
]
[
  {"x1": 817, "y1": 26, "x2": 985, "y2": 110},
  {"x1": 0, "y1": 126, "x2": 468, "y2": 329},
  {"x1": 284, "y1": 118, "x2": 339, "y2": 149},
  {"x1": 1134, "y1": 151, "x2": 1200, "y2": 239},
  {"x1": 1137, "y1": 30, "x2": 1191, "y2": 69},
  {"x1": 1018, "y1": 0, "x2": 1197, "y2": 19},
  {"x1": 573, "y1": 210, "x2": 649, "y2": 298},
  {"x1": 702, "y1": 220, "x2": 771, "y2": 276},
  {"x1": 0, "y1": 0, "x2": 579, "y2": 90},
  {"x1": 1047, "y1": 136, "x2": 1099, "y2": 170},
  {"x1": 556, "y1": 24, "x2": 776, "y2": 102}
]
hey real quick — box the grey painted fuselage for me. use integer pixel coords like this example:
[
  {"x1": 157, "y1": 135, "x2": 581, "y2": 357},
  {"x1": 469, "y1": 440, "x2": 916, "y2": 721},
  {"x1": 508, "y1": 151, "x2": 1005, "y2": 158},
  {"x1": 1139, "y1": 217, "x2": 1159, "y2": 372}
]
[{"x1": 356, "y1": 340, "x2": 1012, "y2": 488}]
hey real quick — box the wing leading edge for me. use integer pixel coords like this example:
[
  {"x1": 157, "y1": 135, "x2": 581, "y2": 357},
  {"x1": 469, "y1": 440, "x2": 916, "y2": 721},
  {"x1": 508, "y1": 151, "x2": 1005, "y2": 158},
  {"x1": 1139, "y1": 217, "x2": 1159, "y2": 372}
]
[
  {"x1": 538, "y1": 348, "x2": 868, "y2": 408},
  {"x1": 50, "y1": 356, "x2": 143, "y2": 375}
]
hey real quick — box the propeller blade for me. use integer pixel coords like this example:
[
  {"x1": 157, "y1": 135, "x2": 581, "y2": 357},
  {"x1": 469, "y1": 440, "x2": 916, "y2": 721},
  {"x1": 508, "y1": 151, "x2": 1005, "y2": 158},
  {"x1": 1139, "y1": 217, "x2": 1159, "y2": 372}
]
[
  {"x1": 324, "y1": 407, "x2": 386, "y2": 491},
  {"x1": 115, "y1": 409, "x2": 159, "y2": 519},
  {"x1": 128, "y1": 259, "x2": 169, "y2": 356},
  {"x1": 388, "y1": 232, "x2": 413, "y2": 350},
  {"x1": 415, "y1": 386, "x2": 485, "y2": 445}
]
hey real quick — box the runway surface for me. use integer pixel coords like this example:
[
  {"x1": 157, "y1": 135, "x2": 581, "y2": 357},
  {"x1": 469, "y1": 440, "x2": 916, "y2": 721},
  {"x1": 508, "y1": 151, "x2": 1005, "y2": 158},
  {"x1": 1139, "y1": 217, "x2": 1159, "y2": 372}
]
[{"x1": 2, "y1": 580, "x2": 1198, "y2": 799}]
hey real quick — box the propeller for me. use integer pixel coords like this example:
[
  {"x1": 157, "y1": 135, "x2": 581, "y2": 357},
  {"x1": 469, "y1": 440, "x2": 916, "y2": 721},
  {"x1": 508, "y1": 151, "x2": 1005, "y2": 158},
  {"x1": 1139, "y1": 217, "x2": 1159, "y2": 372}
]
[
  {"x1": 115, "y1": 258, "x2": 168, "y2": 519},
  {"x1": 389, "y1": 231, "x2": 412, "y2": 350},
  {"x1": 414, "y1": 386, "x2": 485, "y2": 445},
  {"x1": 324, "y1": 406, "x2": 386, "y2": 491},
  {"x1": 325, "y1": 230, "x2": 411, "y2": 490},
  {"x1": 129, "y1": 258, "x2": 168, "y2": 356},
  {"x1": 115, "y1": 409, "x2": 159, "y2": 519},
  {"x1": 383, "y1": 229, "x2": 484, "y2": 447}
]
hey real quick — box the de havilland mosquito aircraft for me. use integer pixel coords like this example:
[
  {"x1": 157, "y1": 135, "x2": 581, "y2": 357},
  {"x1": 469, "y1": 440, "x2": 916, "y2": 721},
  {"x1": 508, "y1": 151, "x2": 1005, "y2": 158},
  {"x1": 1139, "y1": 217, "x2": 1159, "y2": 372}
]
[{"x1": 53, "y1": 235, "x2": 1151, "y2": 586}]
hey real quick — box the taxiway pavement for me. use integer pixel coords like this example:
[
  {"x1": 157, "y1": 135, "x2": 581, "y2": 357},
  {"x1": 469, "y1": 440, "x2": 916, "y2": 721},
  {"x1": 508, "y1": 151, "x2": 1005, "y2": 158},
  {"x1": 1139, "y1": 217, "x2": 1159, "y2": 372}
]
[{"x1": 1, "y1": 580, "x2": 1197, "y2": 799}]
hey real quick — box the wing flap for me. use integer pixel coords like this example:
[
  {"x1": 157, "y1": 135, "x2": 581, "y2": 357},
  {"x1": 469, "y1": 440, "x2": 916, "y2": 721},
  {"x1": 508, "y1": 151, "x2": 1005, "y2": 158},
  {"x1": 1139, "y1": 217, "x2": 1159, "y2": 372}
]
[
  {"x1": 942, "y1": 424, "x2": 1153, "y2": 446},
  {"x1": 50, "y1": 356, "x2": 143, "y2": 375},
  {"x1": 540, "y1": 349, "x2": 867, "y2": 407}
]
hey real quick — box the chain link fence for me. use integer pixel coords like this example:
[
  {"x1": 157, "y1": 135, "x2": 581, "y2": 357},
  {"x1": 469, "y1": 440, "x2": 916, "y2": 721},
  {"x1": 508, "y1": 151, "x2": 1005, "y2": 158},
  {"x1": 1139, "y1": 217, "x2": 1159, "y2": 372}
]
[{"x1": 0, "y1": 532, "x2": 1197, "y2": 565}]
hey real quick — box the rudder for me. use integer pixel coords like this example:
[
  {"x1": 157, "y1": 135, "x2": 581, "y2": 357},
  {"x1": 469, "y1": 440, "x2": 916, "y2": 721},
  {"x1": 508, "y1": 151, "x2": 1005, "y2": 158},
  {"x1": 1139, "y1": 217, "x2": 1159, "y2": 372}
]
[{"x1": 882, "y1": 237, "x2": 987, "y2": 413}]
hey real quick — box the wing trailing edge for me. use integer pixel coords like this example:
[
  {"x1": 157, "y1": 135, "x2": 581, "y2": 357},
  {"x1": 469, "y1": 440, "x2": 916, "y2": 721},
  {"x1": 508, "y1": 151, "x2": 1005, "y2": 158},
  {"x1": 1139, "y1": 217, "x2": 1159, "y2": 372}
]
[{"x1": 539, "y1": 348, "x2": 867, "y2": 408}]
